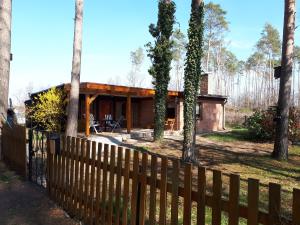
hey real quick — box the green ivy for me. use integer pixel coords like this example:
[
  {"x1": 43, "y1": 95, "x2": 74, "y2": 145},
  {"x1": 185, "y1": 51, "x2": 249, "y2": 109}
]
[
  {"x1": 146, "y1": 0, "x2": 176, "y2": 142},
  {"x1": 183, "y1": 1, "x2": 204, "y2": 161}
]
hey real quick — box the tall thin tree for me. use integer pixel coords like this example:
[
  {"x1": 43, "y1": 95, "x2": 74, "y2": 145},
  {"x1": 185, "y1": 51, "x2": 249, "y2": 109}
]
[
  {"x1": 183, "y1": 0, "x2": 204, "y2": 162},
  {"x1": 66, "y1": 0, "x2": 84, "y2": 137},
  {"x1": 147, "y1": 0, "x2": 176, "y2": 141},
  {"x1": 0, "y1": 0, "x2": 12, "y2": 158},
  {"x1": 273, "y1": 0, "x2": 296, "y2": 160}
]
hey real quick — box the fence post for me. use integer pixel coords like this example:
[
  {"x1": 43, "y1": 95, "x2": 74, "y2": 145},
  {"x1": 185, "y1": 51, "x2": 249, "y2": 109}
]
[
  {"x1": 136, "y1": 164, "x2": 142, "y2": 225},
  {"x1": 28, "y1": 129, "x2": 33, "y2": 181}
]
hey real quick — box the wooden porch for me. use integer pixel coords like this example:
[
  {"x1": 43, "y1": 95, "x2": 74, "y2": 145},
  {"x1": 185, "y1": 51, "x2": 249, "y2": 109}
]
[{"x1": 64, "y1": 82, "x2": 181, "y2": 137}]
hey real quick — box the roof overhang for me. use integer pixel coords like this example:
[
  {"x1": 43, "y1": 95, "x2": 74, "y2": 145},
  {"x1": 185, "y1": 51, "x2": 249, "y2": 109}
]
[
  {"x1": 197, "y1": 94, "x2": 228, "y2": 103},
  {"x1": 64, "y1": 82, "x2": 182, "y2": 98}
]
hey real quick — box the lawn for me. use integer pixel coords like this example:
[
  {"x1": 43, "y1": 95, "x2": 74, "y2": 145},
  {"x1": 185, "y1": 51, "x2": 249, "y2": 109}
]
[{"x1": 201, "y1": 127, "x2": 252, "y2": 142}]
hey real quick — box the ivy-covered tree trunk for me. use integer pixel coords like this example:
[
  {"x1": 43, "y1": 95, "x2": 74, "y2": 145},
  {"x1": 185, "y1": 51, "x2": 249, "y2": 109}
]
[
  {"x1": 183, "y1": 0, "x2": 204, "y2": 162},
  {"x1": 273, "y1": 0, "x2": 296, "y2": 160},
  {"x1": 66, "y1": 0, "x2": 84, "y2": 137},
  {"x1": 147, "y1": 0, "x2": 176, "y2": 142}
]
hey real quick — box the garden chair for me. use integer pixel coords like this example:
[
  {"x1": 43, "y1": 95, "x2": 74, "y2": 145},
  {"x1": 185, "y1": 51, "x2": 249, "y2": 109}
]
[
  {"x1": 90, "y1": 114, "x2": 102, "y2": 134},
  {"x1": 104, "y1": 114, "x2": 123, "y2": 133},
  {"x1": 110, "y1": 115, "x2": 124, "y2": 133}
]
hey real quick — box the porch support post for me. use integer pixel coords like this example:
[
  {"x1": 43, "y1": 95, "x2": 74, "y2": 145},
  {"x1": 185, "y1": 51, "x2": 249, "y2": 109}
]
[
  {"x1": 126, "y1": 95, "x2": 132, "y2": 134},
  {"x1": 222, "y1": 102, "x2": 226, "y2": 130},
  {"x1": 85, "y1": 94, "x2": 91, "y2": 136}
]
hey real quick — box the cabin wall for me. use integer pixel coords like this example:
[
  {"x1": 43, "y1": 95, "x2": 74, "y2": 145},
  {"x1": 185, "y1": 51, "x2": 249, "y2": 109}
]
[
  {"x1": 139, "y1": 98, "x2": 154, "y2": 129},
  {"x1": 196, "y1": 100, "x2": 224, "y2": 132},
  {"x1": 77, "y1": 93, "x2": 225, "y2": 133}
]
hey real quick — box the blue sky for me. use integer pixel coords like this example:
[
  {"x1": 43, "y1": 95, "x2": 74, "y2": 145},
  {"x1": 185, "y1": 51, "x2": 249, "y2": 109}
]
[{"x1": 9, "y1": 0, "x2": 300, "y2": 101}]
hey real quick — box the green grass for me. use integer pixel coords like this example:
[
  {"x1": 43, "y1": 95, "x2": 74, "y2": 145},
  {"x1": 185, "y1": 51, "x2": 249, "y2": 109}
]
[{"x1": 202, "y1": 128, "x2": 251, "y2": 142}]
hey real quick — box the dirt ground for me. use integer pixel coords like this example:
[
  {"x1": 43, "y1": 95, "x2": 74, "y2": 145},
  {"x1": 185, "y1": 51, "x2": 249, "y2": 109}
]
[
  {"x1": 124, "y1": 135, "x2": 300, "y2": 191},
  {"x1": 0, "y1": 162, "x2": 79, "y2": 225},
  {"x1": 124, "y1": 134, "x2": 299, "y2": 217}
]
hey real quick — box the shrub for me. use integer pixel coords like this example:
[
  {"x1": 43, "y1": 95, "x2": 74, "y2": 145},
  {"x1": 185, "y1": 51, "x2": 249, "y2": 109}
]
[
  {"x1": 245, "y1": 107, "x2": 300, "y2": 142},
  {"x1": 27, "y1": 87, "x2": 67, "y2": 132},
  {"x1": 245, "y1": 110, "x2": 273, "y2": 140}
]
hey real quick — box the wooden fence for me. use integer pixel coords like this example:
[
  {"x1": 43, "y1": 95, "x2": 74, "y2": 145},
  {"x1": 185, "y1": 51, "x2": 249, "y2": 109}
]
[
  {"x1": 1, "y1": 123, "x2": 27, "y2": 177},
  {"x1": 47, "y1": 136, "x2": 300, "y2": 225}
]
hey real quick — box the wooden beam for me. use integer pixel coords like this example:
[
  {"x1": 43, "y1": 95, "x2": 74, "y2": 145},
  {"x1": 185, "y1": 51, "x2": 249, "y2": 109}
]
[
  {"x1": 85, "y1": 94, "x2": 90, "y2": 136},
  {"x1": 64, "y1": 82, "x2": 181, "y2": 97},
  {"x1": 126, "y1": 95, "x2": 132, "y2": 134},
  {"x1": 89, "y1": 93, "x2": 99, "y2": 104}
]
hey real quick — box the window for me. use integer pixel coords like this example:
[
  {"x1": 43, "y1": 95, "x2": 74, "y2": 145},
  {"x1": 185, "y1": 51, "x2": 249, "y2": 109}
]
[
  {"x1": 196, "y1": 102, "x2": 203, "y2": 120},
  {"x1": 166, "y1": 107, "x2": 175, "y2": 119}
]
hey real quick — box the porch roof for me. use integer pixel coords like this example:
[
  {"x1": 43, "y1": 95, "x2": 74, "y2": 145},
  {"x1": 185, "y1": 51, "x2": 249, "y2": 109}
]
[{"x1": 63, "y1": 82, "x2": 182, "y2": 98}]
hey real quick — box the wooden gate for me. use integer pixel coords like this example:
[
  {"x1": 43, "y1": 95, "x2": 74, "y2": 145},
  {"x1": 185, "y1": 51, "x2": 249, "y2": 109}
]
[{"x1": 1, "y1": 123, "x2": 27, "y2": 177}]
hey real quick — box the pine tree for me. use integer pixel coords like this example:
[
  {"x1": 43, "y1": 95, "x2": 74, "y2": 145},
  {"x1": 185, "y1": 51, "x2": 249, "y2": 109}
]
[
  {"x1": 183, "y1": 0, "x2": 204, "y2": 162},
  {"x1": 66, "y1": 0, "x2": 84, "y2": 137},
  {"x1": 273, "y1": 0, "x2": 296, "y2": 160},
  {"x1": 0, "y1": 0, "x2": 12, "y2": 159}
]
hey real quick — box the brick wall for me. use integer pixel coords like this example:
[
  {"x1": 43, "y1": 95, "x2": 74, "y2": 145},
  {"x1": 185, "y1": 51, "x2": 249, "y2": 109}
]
[{"x1": 196, "y1": 100, "x2": 224, "y2": 132}]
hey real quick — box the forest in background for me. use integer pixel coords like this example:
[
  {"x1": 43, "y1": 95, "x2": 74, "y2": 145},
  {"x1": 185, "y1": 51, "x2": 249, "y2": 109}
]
[{"x1": 122, "y1": 2, "x2": 300, "y2": 111}]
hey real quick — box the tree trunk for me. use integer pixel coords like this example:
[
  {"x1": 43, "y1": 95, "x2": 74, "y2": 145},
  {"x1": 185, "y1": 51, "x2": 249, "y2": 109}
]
[
  {"x1": 65, "y1": 0, "x2": 84, "y2": 137},
  {"x1": 206, "y1": 38, "x2": 211, "y2": 72},
  {"x1": 0, "y1": 0, "x2": 12, "y2": 159},
  {"x1": 182, "y1": 0, "x2": 203, "y2": 162},
  {"x1": 273, "y1": 0, "x2": 296, "y2": 160}
]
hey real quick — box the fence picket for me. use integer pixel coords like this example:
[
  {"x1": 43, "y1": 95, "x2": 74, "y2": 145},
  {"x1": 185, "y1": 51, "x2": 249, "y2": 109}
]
[
  {"x1": 130, "y1": 150, "x2": 139, "y2": 225},
  {"x1": 61, "y1": 137, "x2": 67, "y2": 209},
  {"x1": 247, "y1": 178, "x2": 259, "y2": 225},
  {"x1": 73, "y1": 138, "x2": 80, "y2": 216},
  {"x1": 108, "y1": 145, "x2": 116, "y2": 225},
  {"x1": 89, "y1": 141, "x2": 97, "y2": 225},
  {"x1": 57, "y1": 137, "x2": 63, "y2": 205},
  {"x1": 69, "y1": 137, "x2": 76, "y2": 215},
  {"x1": 139, "y1": 152, "x2": 148, "y2": 225},
  {"x1": 197, "y1": 167, "x2": 206, "y2": 225},
  {"x1": 171, "y1": 160, "x2": 179, "y2": 225},
  {"x1": 101, "y1": 144, "x2": 109, "y2": 224},
  {"x1": 115, "y1": 147, "x2": 123, "y2": 225},
  {"x1": 269, "y1": 183, "x2": 281, "y2": 225},
  {"x1": 84, "y1": 140, "x2": 91, "y2": 224},
  {"x1": 228, "y1": 174, "x2": 240, "y2": 225},
  {"x1": 212, "y1": 170, "x2": 222, "y2": 225},
  {"x1": 183, "y1": 163, "x2": 192, "y2": 225},
  {"x1": 65, "y1": 137, "x2": 71, "y2": 211},
  {"x1": 95, "y1": 143, "x2": 103, "y2": 225},
  {"x1": 121, "y1": 148, "x2": 131, "y2": 225},
  {"x1": 292, "y1": 188, "x2": 300, "y2": 225},
  {"x1": 79, "y1": 139, "x2": 86, "y2": 219},
  {"x1": 159, "y1": 157, "x2": 168, "y2": 225},
  {"x1": 149, "y1": 155, "x2": 158, "y2": 225}
]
